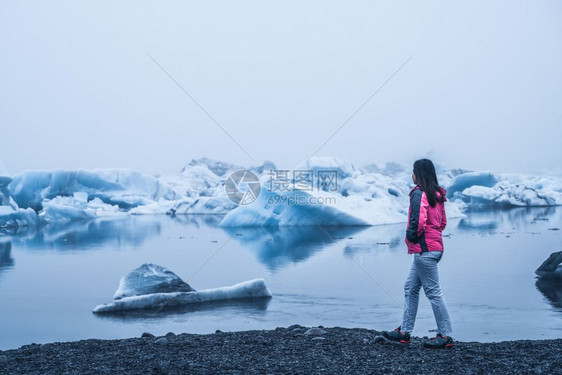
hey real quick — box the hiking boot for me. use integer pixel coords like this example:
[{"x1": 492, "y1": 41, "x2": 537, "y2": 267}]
[
  {"x1": 423, "y1": 334, "x2": 454, "y2": 349},
  {"x1": 383, "y1": 326, "x2": 411, "y2": 344}
]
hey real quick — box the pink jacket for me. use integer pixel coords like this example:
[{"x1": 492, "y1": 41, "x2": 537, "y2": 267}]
[{"x1": 405, "y1": 186, "x2": 447, "y2": 254}]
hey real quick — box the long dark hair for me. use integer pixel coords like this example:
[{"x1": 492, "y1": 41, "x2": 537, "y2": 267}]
[{"x1": 413, "y1": 159, "x2": 445, "y2": 207}]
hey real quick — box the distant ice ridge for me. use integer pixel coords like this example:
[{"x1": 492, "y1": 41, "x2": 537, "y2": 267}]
[
  {"x1": 93, "y1": 263, "x2": 271, "y2": 313},
  {"x1": 2, "y1": 156, "x2": 561, "y2": 229}
]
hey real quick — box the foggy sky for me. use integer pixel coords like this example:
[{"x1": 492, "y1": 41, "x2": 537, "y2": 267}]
[{"x1": 1, "y1": 1, "x2": 561, "y2": 176}]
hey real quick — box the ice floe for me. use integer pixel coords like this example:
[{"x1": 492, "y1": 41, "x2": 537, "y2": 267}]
[
  {"x1": 93, "y1": 263, "x2": 272, "y2": 313},
  {"x1": 1, "y1": 157, "x2": 561, "y2": 228}
]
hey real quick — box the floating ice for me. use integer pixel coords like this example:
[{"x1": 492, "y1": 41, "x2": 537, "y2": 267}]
[
  {"x1": 220, "y1": 156, "x2": 463, "y2": 227},
  {"x1": 536, "y1": 251, "x2": 562, "y2": 280},
  {"x1": 0, "y1": 206, "x2": 42, "y2": 230},
  {"x1": 449, "y1": 174, "x2": 562, "y2": 208},
  {"x1": 113, "y1": 263, "x2": 195, "y2": 300},
  {"x1": 2, "y1": 157, "x2": 560, "y2": 228},
  {"x1": 446, "y1": 171, "x2": 499, "y2": 198},
  {"x1": 39, "y1": 193, "x2": 126, "y2": 223},
  {"x1": 0, "y1": 176, "x2": 17, "y2": 210},
  {"x1": 8, "y1": 169, "x2": 179, "y2": 211},
  {"x1": 93, "y1": 263, "x2": 272, "y2": 313},
  {"x1": 0, "y1": 172, "x2": 42, "y2": 229}
]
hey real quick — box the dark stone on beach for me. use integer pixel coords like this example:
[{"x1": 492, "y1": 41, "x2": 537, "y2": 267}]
[
  {"x1": 215, "y1": 330, "x2": 223, "y2": 334},
  {"x1": 165, "y1": 332, "x2": 175, "y2": 338},
  {"x1": 287, "y1": 324, "x2": 303, "y2": 330},
  {"x1": 2, "y1": 328, "x2": 562, "y2": 375},
  {"x1": 374, "y1": 335, "x2": 389, "y2": 344},
  {"x1": 304, "y1": 328, "x2": 327, "y2": 336},
  {"x1": 141, "y1": 332, "x2": 154, "y2": 338},
  {"x1": 154, "y1": 338, "x2": 168, "y2": 345},
  {"x1": 311, "y1": 337, "x2": 325, "y2": 341}
]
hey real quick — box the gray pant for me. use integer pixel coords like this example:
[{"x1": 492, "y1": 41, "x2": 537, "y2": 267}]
[{"x1": 401, "y1": 251, "x2": 452, "y2": 336}]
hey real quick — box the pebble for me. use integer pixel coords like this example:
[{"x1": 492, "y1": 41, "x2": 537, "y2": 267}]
[
  {"x1": 311, "y1": 337, "x2": 326, "y2": 341},
  {"x1": 287, "y1": 324, "x2": 303, "y2": 330},
  {"x1": 304, "y1": 328, "x2": 327, "y2": 336},
  {"x1": 291, "y1": 328, "x2": 305, "y2": 334},
  {"x1": 155, "y1": 338, "x2": 168, "y2": 345},
  {"x1": 165, "y1": 332, "x2": 176, "y2": 338},
  {"x1": 141, "y1": 332, "x2": 155, "y2": 338},
  {"x1": 374, "y1": 336, "x2": 389, "y2": 344},
  {"x1": 215, "y1": 330, "x2": 223, "y2": 334}
]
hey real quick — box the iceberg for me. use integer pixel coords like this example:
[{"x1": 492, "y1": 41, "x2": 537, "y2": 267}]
[
  {"x1": 0, "y1": 177, "x2": 17, "y2": 210},
  {"x1": 220, "y1": 187, "x2": 372, "y2": 226},
  {"x1": 0, "y1": 171, "x2": 43, "y2": 230},
  {"x1": 446, "y1": 171, "x2": 499, "y2": 198},
  {"x1": 448, "y1": 173, "x2": 562, "y2": 208},
  {"x1": 8, "y1": 169, "x2": 179, "y2": 211},
  {"x1": 0, "y1": 206, "x2": 42, "y2": 231},
  {"x1": 113, "y1": 263, "x2": 195, "y2": 299},
  {"x1": 132, "y1": 158, "x2": 276, "y2": 215},
  {"x1": 39, "y1": 193, "x2": 126, "y2": 222},
  {"x1": 93, "y1": 263, "x2": 272, "y2": 313},
  {"x1": 220, "y1": 157, "x2": 463, "y2": 227},
  {"x1": 536, "y1": 251, "x2": 562, "y2": 280},
  {"x1": 1, "y1": 157, "x2": 559, "y2": 228}
]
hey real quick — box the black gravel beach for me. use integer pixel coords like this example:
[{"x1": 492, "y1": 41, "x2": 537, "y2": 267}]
[{"x1": 1, "y1": 326, "x2": 560, "y2": 375}]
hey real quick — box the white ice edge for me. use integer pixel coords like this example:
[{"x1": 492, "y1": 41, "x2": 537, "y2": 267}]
[{"x1": 92, "y1": 278, "x2": 272, "y2": 313}]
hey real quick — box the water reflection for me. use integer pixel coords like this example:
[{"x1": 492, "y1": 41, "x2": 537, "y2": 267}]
[
  {"x1": 344, "y1": 223, "x2": 405, "y2": 255},
  {"x1": 457, "y1": 207, "x2": 558, "y2": 232},
  {"x1": 536, "y1": 279, "x2": 562, "y2": 309},
  {"x1": 223, "y1": 226, "x2": 366, "y2": 271},
  {"x1": 94, "y1": 298, "x2": 270, "y2": 321},
  {"x1": 0, "y1": 240, "x2": 14, "y2": 270},
  {"x1": 9, "y1": 217, "x2": 164, "y2": 250},
  {"x1": 168, "y1": 214, "x2": 224, "y2": 228}
]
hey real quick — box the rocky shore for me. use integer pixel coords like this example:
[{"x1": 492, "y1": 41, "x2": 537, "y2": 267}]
[{"x1": 1, "y1": 326, "x2": 560, "y2": 374}]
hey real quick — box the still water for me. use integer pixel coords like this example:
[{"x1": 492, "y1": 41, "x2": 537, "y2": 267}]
[{"x1": 0, "y1": 208, "x2": 561, "y2": 349}]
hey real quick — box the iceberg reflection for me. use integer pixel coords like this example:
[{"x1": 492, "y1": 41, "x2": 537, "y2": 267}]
[
  {"x1": 536, "y1": 279, "x2": 562, "y2": 309},
  {"x1": 223, "y1": 225, "x2": 366, "y2": 271},
  {"x1": 0, "y1": 240, "x2": 14, "y2": 270}
]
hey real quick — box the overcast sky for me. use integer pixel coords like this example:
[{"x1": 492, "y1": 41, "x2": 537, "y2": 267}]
[{"x1": 1, "y1": 1, "x2": 561, "y2": 176}]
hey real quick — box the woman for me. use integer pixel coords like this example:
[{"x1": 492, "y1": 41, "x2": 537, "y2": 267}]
[{"x1": 383, "y1": 159, "x2": 454, "y2": 348}]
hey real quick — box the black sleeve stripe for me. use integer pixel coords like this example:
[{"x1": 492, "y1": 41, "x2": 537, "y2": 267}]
[{"x1": 406, "y1": 190, "x2": 422, "y2": 243}]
